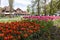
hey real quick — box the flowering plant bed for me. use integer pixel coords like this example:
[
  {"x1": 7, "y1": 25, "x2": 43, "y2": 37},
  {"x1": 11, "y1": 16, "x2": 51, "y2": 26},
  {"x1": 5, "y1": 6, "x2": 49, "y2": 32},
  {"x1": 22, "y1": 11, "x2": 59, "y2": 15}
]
[
  {"x1": 0, "y1": 20, "x2": 41, "y2": 40},
  {"x1": 0, "y1": 18, "x2": 53, "y2": 40},
  {"x1": 23, "y1": 16, "x2": 60, "y2": 21}
]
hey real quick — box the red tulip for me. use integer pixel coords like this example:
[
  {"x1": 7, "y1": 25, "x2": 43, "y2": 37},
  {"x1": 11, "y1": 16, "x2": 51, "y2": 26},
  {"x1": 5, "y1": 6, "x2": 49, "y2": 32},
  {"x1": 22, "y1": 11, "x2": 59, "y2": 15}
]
[
  {"x1": 20, "y1": 28, "x2": 26, "y2": 31},
  {"x1": 33, "y1": 30, "x2": 36, "y2": 32},
  {"x1": 16, "y1": 31, "x2": 21, "y2": 35},
  {"x1": 29, "y1": 26, "x2": 34, "y2": 28},
  {"x1": 4, "y1": 37, "x2": 8, "y2": 40},
  {"x1": 23, "y1": 34, "x2": 28, "y2": 38},
  {"x1": 18, "y1": 36, "x2": 21, "y2": 39},
  {"x1": 5, "y1": 25, "x2": 9, "y2": 28},
  {"x1": 0, "y1": 27, "x2": 3, "y2": 31},
  {"x1": 0, "y1": 33, "x2": 4, "y2": 37},
  {"x1": 8, "y1": 35, "x2": 13, "y2": 39},
  {"x1": 27, "y1": 30, "x2": 33, "y2": 34}
]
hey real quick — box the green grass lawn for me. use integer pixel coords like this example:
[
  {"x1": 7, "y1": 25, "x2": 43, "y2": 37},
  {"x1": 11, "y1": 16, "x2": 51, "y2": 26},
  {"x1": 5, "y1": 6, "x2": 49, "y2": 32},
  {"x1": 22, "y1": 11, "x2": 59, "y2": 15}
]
[
  {"x1": 0, "y1": 16, "x2": 23, "y2": 23},
  {"x1": 53, "y1": 19, "x2": 60, "y2": 27}
]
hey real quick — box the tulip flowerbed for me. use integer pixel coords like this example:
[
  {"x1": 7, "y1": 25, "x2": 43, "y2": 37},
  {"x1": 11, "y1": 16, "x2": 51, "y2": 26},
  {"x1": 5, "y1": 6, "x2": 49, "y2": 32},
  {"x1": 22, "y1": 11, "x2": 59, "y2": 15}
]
[
  {"x1": 0, "y1": 19, "x2": 54, "y2": 40},
  {"x1": 0, "y1": 20, "x2": 41, "y2": 40},
  {"x1": 23, "y1": 16, "x2": 60, "y2": 21}
]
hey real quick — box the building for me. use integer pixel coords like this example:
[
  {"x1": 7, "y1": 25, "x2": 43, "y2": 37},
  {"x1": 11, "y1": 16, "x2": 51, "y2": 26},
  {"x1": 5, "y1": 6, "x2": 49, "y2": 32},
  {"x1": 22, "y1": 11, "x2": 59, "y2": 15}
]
[{"x1": 0, "y1": 6, "x2": 30, "y2": 17}]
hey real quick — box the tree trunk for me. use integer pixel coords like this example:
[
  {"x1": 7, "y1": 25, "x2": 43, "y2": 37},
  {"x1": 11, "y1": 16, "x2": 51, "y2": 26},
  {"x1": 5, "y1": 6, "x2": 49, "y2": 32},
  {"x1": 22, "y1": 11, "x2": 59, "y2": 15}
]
[
  {"x1": 44, "y1": 0, "x2": 46, "y2": 16},
  {"x1": 9, "y1": 0, "x2": 13, "y2": 13},
  {"x1": 50, "y1": 0, "x2": 53, "y2": 16},
  {"x1": 37, "y1": 0, "x2": 40, "y2": 16},
  {"x1": 8, "y1": 0, "x2": 14, "y2": 17},
  {"x1": 32, "y1": 7, "x2": 34, "y2": 15},
  {"x1": 58, "y1": 0, "x2": 60, "y2": 11}
]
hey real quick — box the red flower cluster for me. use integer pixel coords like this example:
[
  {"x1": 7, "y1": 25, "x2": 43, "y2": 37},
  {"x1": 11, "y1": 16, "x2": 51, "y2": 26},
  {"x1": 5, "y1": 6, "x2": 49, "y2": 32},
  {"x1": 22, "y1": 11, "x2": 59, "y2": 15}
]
[{"x1": 0, "y1": 21, "x2": 40, "y2": 40}]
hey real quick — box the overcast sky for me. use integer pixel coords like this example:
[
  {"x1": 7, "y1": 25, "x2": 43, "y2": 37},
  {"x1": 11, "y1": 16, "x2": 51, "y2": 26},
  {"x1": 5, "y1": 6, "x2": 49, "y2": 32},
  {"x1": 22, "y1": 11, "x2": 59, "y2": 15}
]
[{"x1": 0, "y1": 0, "x2": 51, "y2": 11}]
